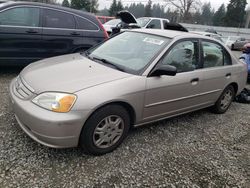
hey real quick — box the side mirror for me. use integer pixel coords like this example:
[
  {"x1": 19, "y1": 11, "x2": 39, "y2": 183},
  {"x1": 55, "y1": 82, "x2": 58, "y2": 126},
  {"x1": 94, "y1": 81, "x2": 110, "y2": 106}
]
[{"x1": 149, "y1": 65, "x2": 177, "y2": 77}]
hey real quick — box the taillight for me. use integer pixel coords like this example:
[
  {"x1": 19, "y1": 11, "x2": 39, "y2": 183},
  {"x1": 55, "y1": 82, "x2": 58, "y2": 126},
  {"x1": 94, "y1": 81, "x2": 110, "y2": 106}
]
[{"x1": 96, "y1": 17, "x2": 109, "y2": 39}]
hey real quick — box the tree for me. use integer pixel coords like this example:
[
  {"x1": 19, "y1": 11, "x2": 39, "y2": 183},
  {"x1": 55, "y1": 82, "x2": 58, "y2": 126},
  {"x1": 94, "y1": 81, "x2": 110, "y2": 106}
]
[
  {"x1": 144, "y1": 0, "x2": 152, "y2": 17},
  {"x1": 164, "y1": 0, "x2": 201, "y2": 22},
  {"x1": 70, "y1": 0, "x2": 98, "y2": 12},
  {"x1": 62, "y1": 0, "x2": 70, "y2": 7},
  {"x1": 201, "y1": 2, "x2": 214, "y2": 25},
  {"x1": 124, "y1": 3, "x2": 145, "y2": 18},
  {"x1": 71, "y1": 0, "x2": 91, "y2": 11},
  {"x1": 224, "y1": 0, "x2": 247, "y2": 27},
  {"x1": 213, "y1": 4, "x2": 226, "y2": 26},
  {"x1": 109, "y1": 0, "x2": 123, "y2": 16}
]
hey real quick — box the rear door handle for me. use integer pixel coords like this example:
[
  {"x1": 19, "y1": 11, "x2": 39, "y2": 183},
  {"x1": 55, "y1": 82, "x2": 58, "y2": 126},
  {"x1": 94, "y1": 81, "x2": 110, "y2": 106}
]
[
  {"x1": 70, "y1": 32, "x2": 80, "y2": 36},
  {"x1": 26, "y1": 29, "x2": 38, "y2": 34}
]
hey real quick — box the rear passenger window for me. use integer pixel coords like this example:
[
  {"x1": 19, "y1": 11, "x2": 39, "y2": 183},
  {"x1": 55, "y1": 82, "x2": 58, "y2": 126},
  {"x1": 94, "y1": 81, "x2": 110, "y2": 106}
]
[
  {"x1": 43, "y1": 9, "x2": 75, "y2": 29},
  {"x1": 202, "y1": 41, "x2": 223, "y2": 68},
  {"x1": 75, "y1": 16, "x2": 98, "y2": 30}
]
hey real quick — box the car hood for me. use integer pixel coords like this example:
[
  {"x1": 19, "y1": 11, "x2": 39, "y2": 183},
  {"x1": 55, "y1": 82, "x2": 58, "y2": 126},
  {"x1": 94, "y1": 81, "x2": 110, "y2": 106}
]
[
  {"x1": 116, "y1": 10, "x2": 137, "y2": 24},
  {"x1": 20, "y1": 53, "x2": 131, "y2": 94}
]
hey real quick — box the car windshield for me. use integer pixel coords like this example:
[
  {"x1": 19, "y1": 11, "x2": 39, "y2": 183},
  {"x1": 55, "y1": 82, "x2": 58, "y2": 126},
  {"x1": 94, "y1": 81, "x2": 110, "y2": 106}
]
[
  {"x1": 137, "y1": 17, "x2": 150, "y2": 27},
  {"x1": 104, "y1": 19, "x2": 121, "y2": 26},
  {"x1": 87, "y1": 32, "x2": 170, "y2": 74}
]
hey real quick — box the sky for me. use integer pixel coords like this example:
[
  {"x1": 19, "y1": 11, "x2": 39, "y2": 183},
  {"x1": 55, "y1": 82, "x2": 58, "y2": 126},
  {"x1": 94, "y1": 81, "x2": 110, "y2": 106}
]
[{"x1": 98, "y1": 0, "x2": 250, "y2": 11}]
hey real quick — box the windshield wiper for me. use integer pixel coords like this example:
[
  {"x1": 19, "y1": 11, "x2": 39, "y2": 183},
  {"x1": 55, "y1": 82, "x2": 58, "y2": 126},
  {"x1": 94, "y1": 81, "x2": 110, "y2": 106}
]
[{"x1": 91, "y1": 56, "x2": 125, "y2": 72}]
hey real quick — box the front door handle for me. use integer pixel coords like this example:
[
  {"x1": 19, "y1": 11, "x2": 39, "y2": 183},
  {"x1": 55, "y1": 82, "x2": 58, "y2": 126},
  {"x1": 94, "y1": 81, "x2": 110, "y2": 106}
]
[
  {"x1": 191, "y1": 78, "x2": 199, "y2": 85},
  {"x1": 26, "y1": 29, "x2": 38, "y2": 34},
  {"x1": 226, "y1": 73, "x2": 231, "y2": 78}
]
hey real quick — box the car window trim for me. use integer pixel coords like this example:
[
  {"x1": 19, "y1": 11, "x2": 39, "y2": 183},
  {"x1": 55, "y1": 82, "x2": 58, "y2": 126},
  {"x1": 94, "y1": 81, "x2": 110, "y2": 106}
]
[
  {"x1": 147, "y1": 38, "x2": 202, "y2": 77},
  {"x1": 0, "y1": 5, "x2": 100, "y2": 32},
  {"x1": 200, "y1": 39, "x2": 232, "y2": 68}
]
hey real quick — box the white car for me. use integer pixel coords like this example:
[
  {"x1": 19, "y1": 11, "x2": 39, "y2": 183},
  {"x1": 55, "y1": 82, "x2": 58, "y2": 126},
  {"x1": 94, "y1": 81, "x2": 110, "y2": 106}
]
[{"x1": 103, "y1": 11, "x2": 171, "y2": 35}]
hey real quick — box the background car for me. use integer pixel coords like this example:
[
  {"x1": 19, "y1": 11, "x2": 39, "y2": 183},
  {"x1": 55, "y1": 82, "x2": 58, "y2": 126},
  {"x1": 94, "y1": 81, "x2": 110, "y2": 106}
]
[
  {"x1": 224, "y1": 36, "x2": 250, "y2": 50},
  {"x1": 103, "y1": 18, "x2": 122, "y2": 35},
  {"x1": 103, "y1": 11, "x2": 171, "y2": 35},
  {"x1": 10, "y1": 29, "x2": 247, "y2": 155},
  {"x1": 191, "y1": 31, "x2": 223, "y2": 42},
  {"x1": 0, "y1": 1, "x2": 108, "y2": 65}
]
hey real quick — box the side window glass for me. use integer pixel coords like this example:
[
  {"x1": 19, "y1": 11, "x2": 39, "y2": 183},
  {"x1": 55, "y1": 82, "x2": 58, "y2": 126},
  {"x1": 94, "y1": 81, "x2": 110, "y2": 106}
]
[
  {"x1": 161, "y1": 40, "x2": 199, "y2": 73},
  {"x1": 43, "y1": 9, "x2": 75, "y2": 29},
  {"x1": 0, "y1": 7, "x2": 40, "y2": 27},
  {"x1": 202, "y1": 41, "x2": 223, "y2": 68},
  {"x1": 146, "y1": 19, "x2": 161, "y2": 29},
  {"x1": 75, "y1": 16, "x2": 98, "y2": 30}
]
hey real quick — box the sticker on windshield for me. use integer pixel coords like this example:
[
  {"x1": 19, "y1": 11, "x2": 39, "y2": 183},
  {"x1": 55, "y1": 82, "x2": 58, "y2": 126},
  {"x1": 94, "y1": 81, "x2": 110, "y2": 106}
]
[{"x1": 143, "y1": 38, "x2": 164, "y2": 45}]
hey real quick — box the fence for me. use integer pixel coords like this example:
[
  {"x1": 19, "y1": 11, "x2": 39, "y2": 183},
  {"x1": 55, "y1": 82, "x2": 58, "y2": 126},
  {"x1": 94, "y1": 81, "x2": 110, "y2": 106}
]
[{"x1": 180, "y1": 23, "x2": 250, "y2": 39}]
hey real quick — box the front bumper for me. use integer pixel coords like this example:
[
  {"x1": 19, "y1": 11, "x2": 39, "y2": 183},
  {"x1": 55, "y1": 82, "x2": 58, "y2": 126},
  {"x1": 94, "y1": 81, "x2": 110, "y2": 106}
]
[{"x1": 9, "y1": 78, "x2": 88, "y2": 148}]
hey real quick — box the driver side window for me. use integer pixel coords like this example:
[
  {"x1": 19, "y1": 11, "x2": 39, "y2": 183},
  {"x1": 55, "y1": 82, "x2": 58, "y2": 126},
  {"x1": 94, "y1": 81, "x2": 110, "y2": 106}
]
[{"x1": 160, "y1": 40, "x2": 199, "y2": 73}]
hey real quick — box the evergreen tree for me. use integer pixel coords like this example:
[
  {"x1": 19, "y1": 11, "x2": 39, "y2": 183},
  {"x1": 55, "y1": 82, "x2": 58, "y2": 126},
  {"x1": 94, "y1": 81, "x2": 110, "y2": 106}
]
[
  {"x1": 201, "y1": 2, "x2": 214, "y2": 25},
  {"x1": 224, "y1": 0, "x2": 247, "y2": 27},
  {"x1": 71, "y1": 0, "x2": 91, "y2": 11},
  {"x1": 62, "y1": 0, "x2": 70, "y2": 7},
  {"x1": 109, "y1": 0, "x2": 117, "y2": 16},
  {"x1": 213, "y1": 4, "x2": 226, "y2": 26},
  {"x1": 117, "y1": 0, "x2": 124, "y2": 11},
  {"x1": 144, "y1": 0, "x2": 152, "y2": 17},
  {"x1": 109, "y1": 0, "x2": 123, "y2": 16}
]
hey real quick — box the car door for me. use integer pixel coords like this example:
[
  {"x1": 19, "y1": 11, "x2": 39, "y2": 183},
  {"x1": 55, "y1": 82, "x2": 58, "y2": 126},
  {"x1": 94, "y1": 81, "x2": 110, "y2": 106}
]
[
  {"x1": 41, "y1": 8, "x2": 82, "y2": 58},
  {"x1": 198, "y1": 40, "x2": 233, "y2": 102},
  {"x1": 143, "y1": 39, "x2": 209, "y2": 121},
  {"x1": 0, "y1": 6, "x2": 42, "y2": 65}
]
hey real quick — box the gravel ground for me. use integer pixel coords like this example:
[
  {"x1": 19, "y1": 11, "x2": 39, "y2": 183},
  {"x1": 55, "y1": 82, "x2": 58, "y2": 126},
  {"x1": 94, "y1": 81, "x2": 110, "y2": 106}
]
[{"x1": 0, "y1": 51, "x2": 250, "y2": 187}]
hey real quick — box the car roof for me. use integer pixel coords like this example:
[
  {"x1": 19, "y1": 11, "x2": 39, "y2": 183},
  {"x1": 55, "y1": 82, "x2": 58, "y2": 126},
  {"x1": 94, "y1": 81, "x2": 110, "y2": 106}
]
[
  {"x1": 0, "y1": 1, "x2": 94, "y2": 17},
  {"x1": 138, "y1": 17, "x2": 169, "y2": 20},
  {"x1": 132, "y1": 29, "x2": 210, "y2": 39},
  {"x1": 191, "y1": 31, "x2": 220, "y2": 36}
]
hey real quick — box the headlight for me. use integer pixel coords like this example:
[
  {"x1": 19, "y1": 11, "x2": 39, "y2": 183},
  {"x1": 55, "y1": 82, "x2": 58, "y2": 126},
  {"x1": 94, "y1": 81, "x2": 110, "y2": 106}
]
[{"x1": 32, "y1": 92, "x2": 77, "y2": 113}]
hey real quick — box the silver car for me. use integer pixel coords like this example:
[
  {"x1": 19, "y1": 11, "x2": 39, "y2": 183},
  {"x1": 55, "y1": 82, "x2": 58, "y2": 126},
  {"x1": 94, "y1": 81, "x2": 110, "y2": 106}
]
[{"x1": 9, "y1": 29, "x2": 247, "y2": 155}]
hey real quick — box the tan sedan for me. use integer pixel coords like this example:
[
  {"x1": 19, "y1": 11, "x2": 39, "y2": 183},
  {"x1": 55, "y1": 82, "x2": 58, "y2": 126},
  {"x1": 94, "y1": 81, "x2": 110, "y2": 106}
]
[{"x1": 9, "y1": 29, "x2": 247, "y2": 155}]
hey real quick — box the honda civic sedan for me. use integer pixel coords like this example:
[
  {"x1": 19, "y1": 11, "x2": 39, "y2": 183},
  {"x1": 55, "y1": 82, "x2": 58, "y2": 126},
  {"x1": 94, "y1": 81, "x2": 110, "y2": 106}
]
[{"x1": 9, "y1": 29, "x2": 247, "y2": 155}]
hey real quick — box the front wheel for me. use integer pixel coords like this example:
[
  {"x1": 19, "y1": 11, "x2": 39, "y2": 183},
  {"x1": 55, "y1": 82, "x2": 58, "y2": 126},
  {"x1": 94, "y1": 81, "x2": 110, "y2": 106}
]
[
  {"x1": 79, "y1": 105, "x2": 130, "y2": 155},
  {"x1": 211, "y1": 85, "x2": 235, "y2": 114}
]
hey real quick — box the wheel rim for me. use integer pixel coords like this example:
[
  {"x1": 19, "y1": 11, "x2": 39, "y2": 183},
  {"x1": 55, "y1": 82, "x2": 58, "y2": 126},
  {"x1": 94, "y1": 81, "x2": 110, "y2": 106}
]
[
  {"x1": 220, "y1": 89, "x2": 233, "y2": 110},
  {"x1": 93, "y1": 115, "x2": 124, "y2": 149}
]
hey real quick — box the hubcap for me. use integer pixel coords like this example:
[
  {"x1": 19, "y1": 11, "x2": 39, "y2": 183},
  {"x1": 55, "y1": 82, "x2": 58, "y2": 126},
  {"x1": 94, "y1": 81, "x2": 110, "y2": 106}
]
[
  {"x1": 220, "y1": 90, "x2": 233, "y2": 110},
  {"x1": 93, "y1": 115, "x2": 124, "y2": 149}
]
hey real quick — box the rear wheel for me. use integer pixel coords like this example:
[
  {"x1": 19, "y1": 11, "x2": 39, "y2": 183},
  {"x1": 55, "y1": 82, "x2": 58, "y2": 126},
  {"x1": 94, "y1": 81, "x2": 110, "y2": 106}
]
[
  {"x1": 79, "y1": 105, "x2": 130, "y2": 155},
  {"x1": 211, "y1": 85, "x2": 235, "y2": 114},
  {"x1": 231, "y1": 44, "x2": 235, "y2": 50}
]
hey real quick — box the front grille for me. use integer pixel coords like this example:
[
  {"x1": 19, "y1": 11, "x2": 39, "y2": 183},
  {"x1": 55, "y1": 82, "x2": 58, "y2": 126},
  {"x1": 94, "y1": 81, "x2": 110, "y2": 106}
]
[{"x1": 14, "y1": 77, "x2": 34, "y2": 100}]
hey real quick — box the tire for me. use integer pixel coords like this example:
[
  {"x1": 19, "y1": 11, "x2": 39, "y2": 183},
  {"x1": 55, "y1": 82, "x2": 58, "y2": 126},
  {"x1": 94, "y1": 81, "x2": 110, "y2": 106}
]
[
  {"x1": 231, "y1": 44, "x2": 234, "y2": 50},
  {"x1": 79, "y1": 105, "x2": 130, "y2": 155},
  {"x1": 211, "y1": 85, "x2": 235, "y2": 114}
]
